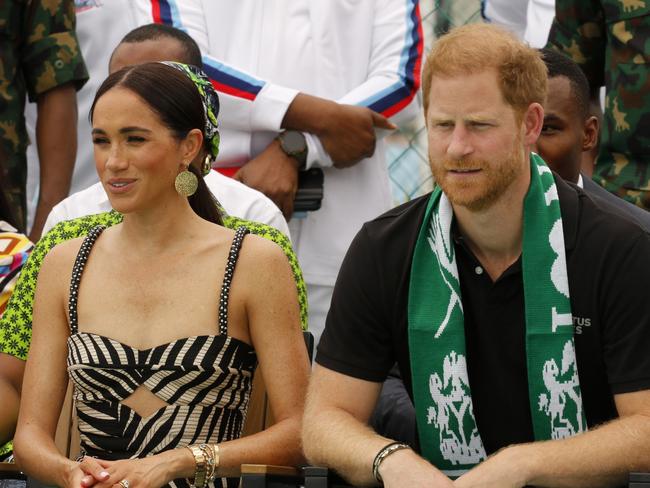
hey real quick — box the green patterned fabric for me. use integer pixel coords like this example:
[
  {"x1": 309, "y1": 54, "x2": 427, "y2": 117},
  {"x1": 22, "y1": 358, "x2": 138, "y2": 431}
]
[
  {"x1": 547, "y1": 0, "x2": 650, "y2": 209},
  {"x1": 162, "y1": 62, "x2": 220, "y2": 167},
  {"x1": 0, "y1": 211, "x2": 308, "y2": 362},
  {"x1": 0, "y1": 0, "x2": 88, "y2": 228},
  {"x1": 408, "y1": 155, "x2": 586, "y2": 477}
]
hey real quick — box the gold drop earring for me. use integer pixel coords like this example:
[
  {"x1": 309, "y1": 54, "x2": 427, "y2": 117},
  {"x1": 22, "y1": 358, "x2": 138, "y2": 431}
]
[
  {"x1": 175, "y1": 162, "x2": 198, "y2": 197},
  {"x1": 201, "y1": 154, "x2": 212, "y2": 177}
]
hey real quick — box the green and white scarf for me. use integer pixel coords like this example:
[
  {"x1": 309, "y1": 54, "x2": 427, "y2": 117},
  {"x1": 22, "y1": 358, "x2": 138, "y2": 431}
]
[{"x1": 408, "y1": 154, "x2": 586, "y2": 477}]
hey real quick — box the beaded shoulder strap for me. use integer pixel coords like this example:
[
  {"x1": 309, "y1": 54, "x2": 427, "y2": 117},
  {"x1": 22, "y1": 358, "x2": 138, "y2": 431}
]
[
  {"x1": 218, "y1": 226, "x2": 250, "y2": 336},
  {"x1": 68, "y1": 226, "x2": 105, "y2": 335}
]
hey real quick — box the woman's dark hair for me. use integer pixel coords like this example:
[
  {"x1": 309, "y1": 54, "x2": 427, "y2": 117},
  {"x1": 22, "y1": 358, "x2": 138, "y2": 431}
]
[{"x1": 90, "y1": 62, "x2": 223, "y2": 225}]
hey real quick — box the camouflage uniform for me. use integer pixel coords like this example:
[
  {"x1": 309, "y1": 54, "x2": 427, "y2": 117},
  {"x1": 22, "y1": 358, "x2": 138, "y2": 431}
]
[
  {"x1": 0, "y1": 0, "x2": 88, "y2": 230},
  {"x1": 547, "y1": 0, "x2": 650, "y2": 210}
]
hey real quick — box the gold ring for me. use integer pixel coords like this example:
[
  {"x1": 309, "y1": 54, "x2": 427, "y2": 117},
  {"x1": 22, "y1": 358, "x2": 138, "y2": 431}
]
[{"x1": 119, "y1": 480, "x2": 129, "y2": 488}]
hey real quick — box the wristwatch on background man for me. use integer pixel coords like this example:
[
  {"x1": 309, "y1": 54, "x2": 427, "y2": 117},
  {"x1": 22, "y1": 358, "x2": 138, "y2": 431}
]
[{"x1": 277, "y1": 130, "x2": 308, "y2": 169}]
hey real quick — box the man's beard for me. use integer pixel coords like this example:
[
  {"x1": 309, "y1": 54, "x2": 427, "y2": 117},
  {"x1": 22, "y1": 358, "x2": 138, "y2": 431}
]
[{"x1": 430, "y1": 147, "x2": 526, "y2": 212}]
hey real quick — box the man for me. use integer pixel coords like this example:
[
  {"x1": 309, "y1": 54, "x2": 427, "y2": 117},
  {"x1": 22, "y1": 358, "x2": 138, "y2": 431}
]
[
  {"x1": 1, "y1": 0, "x2": 88, "y2": 239},
  {"x1": 0, "y1": 24, "x2": 308, "y2": 458},
  {"x1": 535, "y1": 48, "x2": 650, "y2": 231},
  {"x1": 303, "y1": 24, "x2": 650, "y2": 487},
  {"x1": 41, "y1": 23, "x2": 290, "y2": 238},
  {"x1": 174, "y1": 1, "x2": 423, "y2": 344},
  {"x1": 547, "y1": 0, "x2": 650, "y2": 210}
]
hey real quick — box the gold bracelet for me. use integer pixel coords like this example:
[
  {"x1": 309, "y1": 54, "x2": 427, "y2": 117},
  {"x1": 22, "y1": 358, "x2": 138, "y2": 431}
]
[
  {"x1": 185, "y1": 444, "x2": 208, "y2": 488},
  {"x1": 198, "y1": 444, "x2": 217, "y2": 482}
]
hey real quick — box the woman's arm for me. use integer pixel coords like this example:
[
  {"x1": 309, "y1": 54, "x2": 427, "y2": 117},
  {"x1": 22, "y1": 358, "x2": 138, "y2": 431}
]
[
  {"x1": 0, "y1": 354, "x2": 24, "y2": 446},
  {"x1": 214, "y1": 235, "x2": 310, "y2": 475},
  {"x1": 88, "y1": 235, "x2": 309, "y2": 488},
  {"x1": 13, "y1": 242, "x2": 84, "y2": 487}
]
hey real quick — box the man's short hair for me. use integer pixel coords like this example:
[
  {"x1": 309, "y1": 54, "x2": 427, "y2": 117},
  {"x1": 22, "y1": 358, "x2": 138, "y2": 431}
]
[
  {"x1": 422, "y1": 24, "x2": 547, "y2": 117},
  {"x1": 118, "y1": 23, "x2": 203, "y2": 67},
  {"x1": 540, "y1": 48, "x2": 590, "y2": 119}
]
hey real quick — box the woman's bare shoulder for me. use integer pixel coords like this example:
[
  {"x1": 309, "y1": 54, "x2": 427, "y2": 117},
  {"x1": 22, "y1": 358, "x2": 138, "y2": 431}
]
[
  {"x1": 39, "y1": 236, "x2": 85, "y2": 279},
  {"x1": 239, "y1": 232, "x2": 288, "y2": 269}
]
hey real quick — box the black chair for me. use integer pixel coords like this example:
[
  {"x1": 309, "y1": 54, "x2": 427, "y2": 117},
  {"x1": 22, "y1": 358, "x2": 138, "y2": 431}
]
[
  {"x1": 238, "y1": 331, "x2": 316, "y2": 488},
  {"x1": 630, "y1": 473, "x2": 650, "y2": 487},
  {"x1": 0, "y1": 462, "x2": 26, "y2": 488}
]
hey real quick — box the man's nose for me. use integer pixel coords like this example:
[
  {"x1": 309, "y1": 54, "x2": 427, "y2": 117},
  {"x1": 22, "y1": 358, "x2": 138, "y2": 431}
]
[{"x1": 447, "y1": 125, "x2": 473, "y2": 160}]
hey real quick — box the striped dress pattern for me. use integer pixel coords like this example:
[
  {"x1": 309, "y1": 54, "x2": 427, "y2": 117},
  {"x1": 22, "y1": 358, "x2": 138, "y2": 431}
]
[{"x1": 67, "y1": 226, "x2": 256, "y2": 488}]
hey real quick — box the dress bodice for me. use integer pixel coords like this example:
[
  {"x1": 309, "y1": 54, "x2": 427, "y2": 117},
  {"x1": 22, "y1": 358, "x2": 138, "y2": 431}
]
[{"x1": 66, "y1": 226, "x2": 255, "y2": 488}]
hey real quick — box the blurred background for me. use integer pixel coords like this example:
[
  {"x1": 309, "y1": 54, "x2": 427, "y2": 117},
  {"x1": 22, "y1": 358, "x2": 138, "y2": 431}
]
[{"x1": 386, "y1": 0, "x2": 482, "y2": 205}]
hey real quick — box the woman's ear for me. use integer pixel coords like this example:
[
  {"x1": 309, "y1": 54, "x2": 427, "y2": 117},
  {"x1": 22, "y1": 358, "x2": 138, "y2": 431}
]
[{"x1": 180, "y1": 128, "x2": 204, "y2": 164}]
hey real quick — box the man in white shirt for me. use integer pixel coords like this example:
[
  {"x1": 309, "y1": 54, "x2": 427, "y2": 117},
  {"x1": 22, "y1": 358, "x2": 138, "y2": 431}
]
[
  {"x1": 160, "y1": 1, "x2": 424, "y2": 344},
  {"x1": 40, "y1": 19, "x2": 289, "y2": 237}
]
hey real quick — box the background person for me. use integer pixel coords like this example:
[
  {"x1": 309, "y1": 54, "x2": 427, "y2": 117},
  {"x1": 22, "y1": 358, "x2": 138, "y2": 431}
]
[
  {"x1": 0, "y1": 158, "x2": 33, "y2": 461},
  {"x1": 303, "y1": 24, "x2": 650, "y2": 487},
  {"x1": 42, "y1": 23, "x2": 289, "y2": 238},
  {"x1": 535, "y1": 48, "x2": 650, "y2": 230},
  {"x1": 547, "y1": 0, "x2": 650, "y2": 210},
  {"x1": 14, "y1": 63, "x2": 309, "y2": 488},
  {"x1": 184, "y1": 1, "x2": 424, "y2": 345},
  {"x1": 1, "y1": 0, "x2": 88, "y2": 240}
]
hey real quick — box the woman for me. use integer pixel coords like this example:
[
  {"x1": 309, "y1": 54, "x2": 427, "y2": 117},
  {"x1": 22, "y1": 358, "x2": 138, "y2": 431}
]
[
  {"x1": 14, "y1": 62, "x2": 310, "y2": 488},
  {"x1": 0, "y1": 155, "x2": 33, "y2": 461}
]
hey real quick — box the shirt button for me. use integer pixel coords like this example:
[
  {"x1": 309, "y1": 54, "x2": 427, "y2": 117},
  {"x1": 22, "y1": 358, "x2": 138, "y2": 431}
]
[
  {"x1": 475, "y1": 266, "x2": 483, "y2": 275},
  {"x1": 54, "y1": 59, "x2": 64, "y2": 69}
]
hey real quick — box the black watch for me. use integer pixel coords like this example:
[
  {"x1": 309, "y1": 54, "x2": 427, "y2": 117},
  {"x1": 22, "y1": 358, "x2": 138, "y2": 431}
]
[{"x1": 277, "y1": 130, "x2": 308, "y2": 169}]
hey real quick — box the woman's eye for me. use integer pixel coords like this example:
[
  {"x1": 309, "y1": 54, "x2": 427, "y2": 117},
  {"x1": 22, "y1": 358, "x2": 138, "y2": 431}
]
[
  {"x1": 92, "y1": 137, "x2": 109, "y2": 145},
  {"x1": 127, "y1": 136, "x2": 146, "y2": 143}
]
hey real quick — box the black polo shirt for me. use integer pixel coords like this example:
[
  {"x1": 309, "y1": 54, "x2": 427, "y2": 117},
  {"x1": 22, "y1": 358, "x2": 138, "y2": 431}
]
[{"x1": 316, "y1": 176, "x2": 650, "y2": 455}]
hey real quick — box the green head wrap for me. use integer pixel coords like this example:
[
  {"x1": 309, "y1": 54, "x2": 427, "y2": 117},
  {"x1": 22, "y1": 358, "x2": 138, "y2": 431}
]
[{"x1": 162, "y1": 62, "x2": 220, "y2": 175}]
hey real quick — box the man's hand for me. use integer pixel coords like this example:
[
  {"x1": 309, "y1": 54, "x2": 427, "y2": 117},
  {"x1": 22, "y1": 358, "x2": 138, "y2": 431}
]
[
  {"x1": 282, "y1": 93, "x2": 396, "y2": 169},
  {"x1": 234, "y1": 140, "x2": 298, "y2": 219},
  {"x1": 379, "y1": 448, "x2": 455, "y2": 488},
  {"x1": 454, "y1": 446, "x2": 530, "y2": 488},
  {"x1": 318, "y1": 104, "x2": 396, "y2": 169}
]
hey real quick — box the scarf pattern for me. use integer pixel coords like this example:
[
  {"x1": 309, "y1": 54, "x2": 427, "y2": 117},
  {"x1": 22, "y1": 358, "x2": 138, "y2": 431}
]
[{"x1": 408, "y1": 155, "x2": 586, "y2": 477}]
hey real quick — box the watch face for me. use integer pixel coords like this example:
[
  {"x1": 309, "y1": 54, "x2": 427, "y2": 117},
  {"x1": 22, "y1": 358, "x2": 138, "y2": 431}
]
[{"x1": 282, "y1": 131, "x2": 307, "y2": 153}]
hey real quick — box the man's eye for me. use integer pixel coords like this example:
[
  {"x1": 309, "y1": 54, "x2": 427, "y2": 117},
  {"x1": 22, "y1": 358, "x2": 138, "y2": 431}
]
[
  {"x1": 541, "y1": 125, "x2": 558, "y2": 134},
  {"x1": 436, "y1": 122, "x2": 453, "y2": 128},
  {"x1": 469, "y1": 122, "x2": 490, "y2": 129},
  {"x1": 127, "y1": 136, "x2": 146, "y2": 143}
]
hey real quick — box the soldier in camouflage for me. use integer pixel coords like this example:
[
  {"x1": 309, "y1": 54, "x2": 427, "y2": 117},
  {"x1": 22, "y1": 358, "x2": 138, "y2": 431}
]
[
  {"x1": 0, "y1": 0, "x2": 88, "y2": 236},
  {"x1": 547, "y1": 0, "x2": 650, "y2": 210}
]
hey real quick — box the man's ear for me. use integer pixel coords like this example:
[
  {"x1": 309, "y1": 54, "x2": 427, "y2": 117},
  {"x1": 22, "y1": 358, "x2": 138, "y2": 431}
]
[
  {"x1": 522, "y1": 102, "x2": 544, "y2": 146},
  {"x1": 582, "y1": 115, "x2": 599, "y2": 152},
  {"x1": 180, "y1": 128, "x2": 204, "y2": 164}
]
